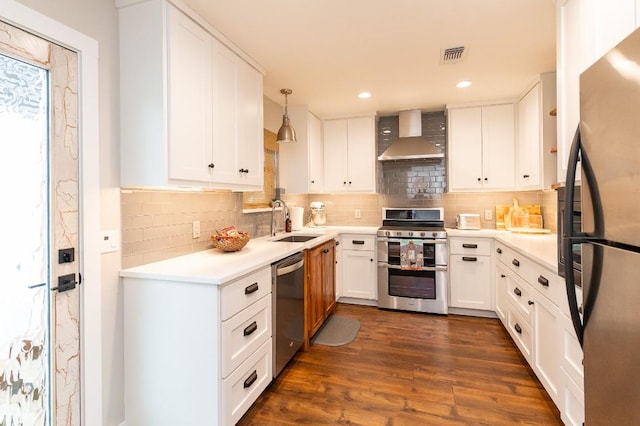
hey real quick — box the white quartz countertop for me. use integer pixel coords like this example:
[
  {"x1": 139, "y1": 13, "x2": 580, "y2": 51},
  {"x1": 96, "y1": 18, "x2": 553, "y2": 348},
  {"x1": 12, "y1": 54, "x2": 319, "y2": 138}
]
[
  {"x1": 446, "y1": 228, "x2": 559, "y2": 272},
  {"x1": 119, "y1": 226, "x2": 378, "y2": 285}
]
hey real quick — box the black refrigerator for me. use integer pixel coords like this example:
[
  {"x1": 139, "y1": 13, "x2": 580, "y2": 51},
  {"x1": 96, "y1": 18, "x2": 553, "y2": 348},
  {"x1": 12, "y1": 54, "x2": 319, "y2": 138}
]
[{"x1": 563, "y1": 27, "x2": 640, "y2": 425}]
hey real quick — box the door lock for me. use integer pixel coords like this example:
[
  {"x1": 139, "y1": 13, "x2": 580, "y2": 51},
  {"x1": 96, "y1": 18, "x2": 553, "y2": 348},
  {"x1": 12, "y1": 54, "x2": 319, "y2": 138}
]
[{"x1": 52, "y1": 273, "x2": 77, "y2": 293}]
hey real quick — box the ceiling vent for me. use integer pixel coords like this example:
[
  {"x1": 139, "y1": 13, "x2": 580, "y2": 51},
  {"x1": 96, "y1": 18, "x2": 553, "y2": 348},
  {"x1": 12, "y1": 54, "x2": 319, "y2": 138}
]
[{"x1": 440, "y1": 45, "x2": 468, "y2": 65}]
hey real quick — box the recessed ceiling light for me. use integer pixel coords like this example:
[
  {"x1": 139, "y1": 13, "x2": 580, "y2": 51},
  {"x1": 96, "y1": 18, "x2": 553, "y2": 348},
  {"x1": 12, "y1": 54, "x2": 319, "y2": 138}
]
[
  {"x1": 358, "y1": 91, "x2": 372, "y2": 99},
  {"x1": 456, "y1": 80, "x2": 472, "y2": 88}
]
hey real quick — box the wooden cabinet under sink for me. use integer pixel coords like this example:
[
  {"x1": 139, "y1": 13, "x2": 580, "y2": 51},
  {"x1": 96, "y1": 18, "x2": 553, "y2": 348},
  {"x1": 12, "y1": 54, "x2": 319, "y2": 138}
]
[{"x1": 304, "y1": 239, "x2": 336, "y2": 348}]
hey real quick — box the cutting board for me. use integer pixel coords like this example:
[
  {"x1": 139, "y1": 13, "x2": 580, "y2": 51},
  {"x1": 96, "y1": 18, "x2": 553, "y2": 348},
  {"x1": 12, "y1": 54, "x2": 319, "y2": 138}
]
[{"x1": 496, "y1": 204, "x2": 542, "y2": 230}]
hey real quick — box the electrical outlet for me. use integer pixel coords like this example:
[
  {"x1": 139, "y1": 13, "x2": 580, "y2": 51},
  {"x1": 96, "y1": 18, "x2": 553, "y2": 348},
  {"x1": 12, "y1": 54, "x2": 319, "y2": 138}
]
[
  {"x1": 192, "y1": 221, "x2": 201, "y2": 238},
  {"x1": 355, "y1": 209, "x2": 362, "y2": 219},
  {"x1": 484, "y1": 209, "x2": 493, "y2": 220}
]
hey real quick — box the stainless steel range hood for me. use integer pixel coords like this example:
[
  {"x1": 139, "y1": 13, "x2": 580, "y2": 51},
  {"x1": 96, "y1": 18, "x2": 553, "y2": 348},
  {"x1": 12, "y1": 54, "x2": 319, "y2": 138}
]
[{"x1": 378, "y1": 109, "x2": 445, "y2": 161}]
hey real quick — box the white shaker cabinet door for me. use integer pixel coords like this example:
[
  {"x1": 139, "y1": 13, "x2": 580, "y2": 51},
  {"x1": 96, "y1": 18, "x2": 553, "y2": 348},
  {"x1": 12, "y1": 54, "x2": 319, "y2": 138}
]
[
  {"x1": 345, "y1": 116, "x2": 376, "y2": 192},
  {"x1": 308, "y1": 113, "x2": 324, "y2": 193},
  {"x1": 167, "y1": 6, "x2": 213, "y2": 183},
  {"x1": 481, "y1": 103, "x2": 515, "y2": 191},
  {"x1": 448, "y1": 106, "x2": 483, "y2": 191},
  {"x1": 323, "y1": 119, "x2": 348, "y2": 192},
  {"x1": 236, "y1": 59, "x2": 264, "y2": 187}
]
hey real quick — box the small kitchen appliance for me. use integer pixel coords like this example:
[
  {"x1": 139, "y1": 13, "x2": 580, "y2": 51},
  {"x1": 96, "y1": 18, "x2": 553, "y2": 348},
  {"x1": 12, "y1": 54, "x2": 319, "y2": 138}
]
[
  {"x1": 289, "y1": 206, "x2": 304, "y2": 231},
  {"x1": 377, "y1": 207, "x2": 448, "y2": 314},
  {"x1": 456, "y1": 213, "x2": 480, "y2": 230},
  {"x1": 309, "y1": 201, "x2": 326, "y2": 227}
]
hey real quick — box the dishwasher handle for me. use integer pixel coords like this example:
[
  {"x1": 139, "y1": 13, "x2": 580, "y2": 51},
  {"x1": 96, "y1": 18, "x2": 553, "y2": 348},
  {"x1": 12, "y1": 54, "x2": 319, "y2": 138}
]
[{"x1": 276, "y1": 258, "x2": 304, "y2": 277}]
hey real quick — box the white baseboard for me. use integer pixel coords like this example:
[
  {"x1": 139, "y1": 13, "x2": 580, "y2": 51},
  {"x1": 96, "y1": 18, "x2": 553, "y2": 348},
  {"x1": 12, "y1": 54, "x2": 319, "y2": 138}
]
[
  {"x1": 448, "y1": 307, "x2": 498, "y2": 318},
  {"x1": 337, "y1": 297, "x2": 377, "y2": 307}
]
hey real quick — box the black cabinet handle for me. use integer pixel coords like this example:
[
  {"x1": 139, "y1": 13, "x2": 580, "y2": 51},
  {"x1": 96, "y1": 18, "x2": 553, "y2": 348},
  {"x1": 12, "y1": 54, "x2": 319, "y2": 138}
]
[
  {"x1": 243, "y1": 370, "x2": 258, "y2": 388},
  {"x1": 245, "y1": 282, "x2": 259, "y2": 294},
  {"x1": 513, "y1": 287, "x2": 522, "y2": 297},
  {"x1": 484, "y1": 177, "x2": 488, "y2": 181},
  {"x1": 462, "y1": 256, "x2": 477, "y2": 262},
  {"x1": 243, "y1": 321, "x2": 258, "y2": 336},
  {"x1": 370, "y1": 258, "x2": 374, "y2": 262},
  {"x1": 500, "y1": 274, "x2": 506, "y2": 278},
  {"x1": 348, "y1": 181, "x2": 352, "y2": 184},
  {"x1": 343, "y1": 181, "x2": 347, "y2": 185},
  {"x1": 514, "y1": 323, "x2": 522, "y2": 334},
  {"x1": 352, "y1": 240, "x2": 365, "y2": 245},
  {"x1": 523, "y1": 174, "x2": 530, "y2": 178},
  {"x1": 477, "y1": 178, "x2": 481, "y2": 182},
  {"x1": 528, "y1": 300, "x2": 534, "y2": 305},
  {"x1": 578, "y1": 305, "x2": 583, "y2": 315},
  {"x1": 512, "y1": 259, "x2": 520, "y2": 267},
  {"x1": 311, "y1": 180, "x2": 315, "y2": 183},
  {"x1": 496, "y1": 248, "x2": 502, "y2": 254},
  {"x1": 238, "y1": 168, "x2": 250, "y2": 173},
  {"x1": 323, "y1": 249, "x2": 329, "y2": 254},
  {"x1": 462, "y1": 243, "x2": 478, "y2": 249},
  {"x1": 537, "y1": 276, "x2": 549, "y2": 287},
  {"x1": 208, "y1": 163, "x2": 215, "y2": 169}
]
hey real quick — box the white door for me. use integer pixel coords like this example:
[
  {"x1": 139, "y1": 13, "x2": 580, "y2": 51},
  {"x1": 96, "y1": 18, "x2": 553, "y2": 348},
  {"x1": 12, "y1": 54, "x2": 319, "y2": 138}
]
[{"x1": 0, "y1": 21, "x2": 81, "y2": 425}]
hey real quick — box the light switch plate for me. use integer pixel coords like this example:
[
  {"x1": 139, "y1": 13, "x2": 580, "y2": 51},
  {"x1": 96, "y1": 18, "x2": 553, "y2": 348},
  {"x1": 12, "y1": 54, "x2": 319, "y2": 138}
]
[
  {"x1": 192, "y1": 221, "x2": 201, "y2": 238},
  {"x1": 354, "y1": 209, "x2": 361, "y2": 219},
  {"x1": 100, "y1": 230, "x2": 119, "y2": 253},
  {"x1": 484, "y1": 209, "x2": 493, "y2": 220}
]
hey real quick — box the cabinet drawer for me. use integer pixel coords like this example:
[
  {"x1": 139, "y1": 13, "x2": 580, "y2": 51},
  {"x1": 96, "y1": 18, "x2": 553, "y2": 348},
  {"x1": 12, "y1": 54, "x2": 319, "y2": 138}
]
[
  {"x1": 222, "y1": 338, "x2": 272, "y2": 426},
  {"x1": 506, "y1": 274, "x2": 533, "y2": 324},
  {"x1": 221, "y1": 266, "x2": 271, "y2": 321},
  {"x1": 221, "y1": 294, "x2": 272, "y2": 378},
  {"x1": 507, "y1": 308, "x2": 533, "y2": 364},
  {"x1": 449, "y1": 238, "x2": 491, "y2": 255},
  {"x1": 520, "y1": 262, "x2": 569, "y2": 316},
  {"x1": 341, "y1": 234, "x2": 375, "y2": 251}
]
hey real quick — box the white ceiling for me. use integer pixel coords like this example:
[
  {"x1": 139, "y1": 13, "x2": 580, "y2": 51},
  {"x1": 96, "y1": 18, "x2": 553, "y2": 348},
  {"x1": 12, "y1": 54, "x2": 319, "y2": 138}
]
[{"x1": 183, "y1": 0, "x2": 557, "y2": 117}]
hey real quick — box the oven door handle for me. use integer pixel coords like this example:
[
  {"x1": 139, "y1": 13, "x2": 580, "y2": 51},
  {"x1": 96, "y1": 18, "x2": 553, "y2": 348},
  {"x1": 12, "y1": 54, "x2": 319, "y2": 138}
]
[
  {"x1": 386, "y1": 238, "x2": 447, "y2": 244},
  {"x1": 379, "y1": 263, "x2": 447, "y2": 272}
]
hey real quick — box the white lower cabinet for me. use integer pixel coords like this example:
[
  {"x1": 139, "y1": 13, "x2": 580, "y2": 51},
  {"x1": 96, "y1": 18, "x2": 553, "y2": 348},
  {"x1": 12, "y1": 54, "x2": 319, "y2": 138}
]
[
  {"x1": 123, "y1": 265, "x2": 272, "y2": 425},
  {"x1": 338, "y1": 234, "x2": 377, "y2": 303},
  {"x1": 448, "y1": 237, "x2": 493, "y2": 312},
  {"x1": 494, "y1": 241, "x2": 584, "y2": 424}
]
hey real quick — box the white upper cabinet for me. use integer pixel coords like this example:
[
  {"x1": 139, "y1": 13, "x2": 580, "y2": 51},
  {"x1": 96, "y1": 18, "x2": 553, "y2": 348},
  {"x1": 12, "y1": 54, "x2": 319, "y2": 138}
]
[
  {"x1": 448, "y1": 103, "x2": 515, "y2": 192},
  {"x1": 516, "y1": 73, "x2": 557, "y2": 190},
  {"x1": 118, "y1": 0, "x2": 264, "y2": 190},
  {"x1": 278, "y1": 106, "x2": 324, "y2": 194},
  {"x1": 323, "y1": 115, "x2": 376, "y2": 193},
  {"x1": 556, "y1": 0, "x2": 638, "y2": 184}
]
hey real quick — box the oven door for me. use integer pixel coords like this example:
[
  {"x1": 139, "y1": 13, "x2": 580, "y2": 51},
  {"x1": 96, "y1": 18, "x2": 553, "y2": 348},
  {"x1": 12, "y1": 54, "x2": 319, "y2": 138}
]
[{"x1": 377, "y1": 237, "x2": 448, "y2": 314}]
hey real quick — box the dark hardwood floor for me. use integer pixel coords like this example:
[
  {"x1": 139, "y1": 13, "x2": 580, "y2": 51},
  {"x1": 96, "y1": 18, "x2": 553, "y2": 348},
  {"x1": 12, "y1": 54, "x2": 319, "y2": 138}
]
[{"x1": 238, "y1": 303, "x2": 562, "y2": 425}]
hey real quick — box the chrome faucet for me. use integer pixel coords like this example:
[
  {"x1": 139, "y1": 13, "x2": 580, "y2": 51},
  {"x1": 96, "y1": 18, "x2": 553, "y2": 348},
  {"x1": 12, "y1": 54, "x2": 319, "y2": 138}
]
[{"x1": 271, "y1": 199, "x2": 288, "y2": 236}]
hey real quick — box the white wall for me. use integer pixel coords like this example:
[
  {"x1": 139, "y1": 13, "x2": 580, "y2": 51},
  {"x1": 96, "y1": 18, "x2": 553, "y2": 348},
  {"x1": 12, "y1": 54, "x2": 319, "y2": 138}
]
[
  {"x1": 15, "y1": 0, "x2": 124, "y2": 424},
  {"x1": 264, "y1": 95, "x2": 283, "y2": 134}
]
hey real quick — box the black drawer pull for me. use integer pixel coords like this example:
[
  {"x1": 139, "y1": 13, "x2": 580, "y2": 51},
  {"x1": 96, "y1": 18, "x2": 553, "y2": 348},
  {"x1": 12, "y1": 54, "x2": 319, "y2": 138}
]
[
  {"x1": 500, "y1": 274, "x2": 506, "y2": 278},
  {"x1": 352, "y1": 240, "x2": 365, "y2": 245},
  {"x1": 512, "y1": 259, "x2": 520, "y2": 267},
  {"x1": 514, "y1": 323, "x2": 522, "y2": 334},
  {"x1": 496, "y1": 248, "x2": 502, "y2": 254},
  {"x1": 537, "y1": 276, "x2": 549, "y2": 287},
  {"x1": 528, "y1": 300, "x2": 534, "y2": 305},
  {"x1": 513, "y1": 287, "x2": 522, "y2": 297},
  {"x1": 462, "y1": 243, "x2": 478, "y2": 249},
  {"x1": 243, "y1": 370, "x2": 258, "y2": 388},
  {"x1": 245, "y1": 283, "x2": 259, "y2": 294},
  {"x1": 243, "y1": 321, "x2": 258, "y2": 336},
  {"x1": 462, "y1": 256, "x2": 477, "y2": 262}
]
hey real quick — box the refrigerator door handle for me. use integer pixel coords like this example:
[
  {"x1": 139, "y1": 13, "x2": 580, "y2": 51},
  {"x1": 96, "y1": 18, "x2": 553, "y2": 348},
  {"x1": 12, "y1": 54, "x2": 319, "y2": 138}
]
[{"x1": 563, "y1": 126, "x2": 585, "y2": 347}]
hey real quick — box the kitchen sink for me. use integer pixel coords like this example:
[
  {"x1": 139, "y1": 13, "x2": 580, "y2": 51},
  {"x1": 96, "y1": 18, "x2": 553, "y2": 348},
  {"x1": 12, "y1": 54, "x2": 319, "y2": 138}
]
[{"x1": 270, "y1": 234, "x2": 321, "y2": 243}]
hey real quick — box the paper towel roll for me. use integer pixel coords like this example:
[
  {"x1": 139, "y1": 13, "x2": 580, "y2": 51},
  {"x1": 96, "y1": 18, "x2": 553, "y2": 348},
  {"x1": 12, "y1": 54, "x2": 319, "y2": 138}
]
[{"x1": 290, "y1": 206, "x2": 304, "y2": 231}]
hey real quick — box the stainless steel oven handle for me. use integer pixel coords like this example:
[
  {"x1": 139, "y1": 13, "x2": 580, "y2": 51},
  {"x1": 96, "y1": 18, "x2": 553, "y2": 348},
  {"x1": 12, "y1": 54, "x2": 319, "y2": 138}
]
[
  {"x1": 379, "y1": 263, "x2": 447, "y2": 272},
  {"x1": 386, "y1": 238, "x2": 447, "y2": 244}
]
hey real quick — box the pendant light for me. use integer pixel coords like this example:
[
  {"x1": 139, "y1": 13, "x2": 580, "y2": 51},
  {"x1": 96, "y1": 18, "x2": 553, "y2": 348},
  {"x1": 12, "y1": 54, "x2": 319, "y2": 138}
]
[{"x1": 276, "y1": 88, "x2": 297, "y2": 143}]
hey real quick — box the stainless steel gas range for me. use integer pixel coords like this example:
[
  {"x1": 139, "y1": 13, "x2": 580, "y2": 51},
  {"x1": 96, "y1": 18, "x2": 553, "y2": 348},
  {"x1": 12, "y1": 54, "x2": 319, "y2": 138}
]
[{"x1": 377, "y1": 207, "x2": 448, "y2": 314}]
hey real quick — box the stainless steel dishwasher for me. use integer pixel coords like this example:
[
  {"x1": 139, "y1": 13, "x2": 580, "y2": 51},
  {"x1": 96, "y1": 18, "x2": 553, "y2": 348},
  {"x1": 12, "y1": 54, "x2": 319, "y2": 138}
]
[{"x1": 272, "y1": 252, "x2": 305, "y2": 377}]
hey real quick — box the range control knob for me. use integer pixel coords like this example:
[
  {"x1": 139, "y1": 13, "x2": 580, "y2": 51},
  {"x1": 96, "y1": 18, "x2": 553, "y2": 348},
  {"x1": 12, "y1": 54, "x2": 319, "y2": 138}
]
[
  {"x1": 432, "y1": 232, "x2": 438, "y2": 238},
  {"x1": 408, "y1": 231, "x2": 414, "y2": 237},
  {"x1": 385, "y1": 231, "x2": 390, "y2": 236},
  {"x1": 420, "y1": 232, "x2": 426, "y2": 237},
  {"x1": 396, "y1": 232, "x2": 402, "y2": 237}
]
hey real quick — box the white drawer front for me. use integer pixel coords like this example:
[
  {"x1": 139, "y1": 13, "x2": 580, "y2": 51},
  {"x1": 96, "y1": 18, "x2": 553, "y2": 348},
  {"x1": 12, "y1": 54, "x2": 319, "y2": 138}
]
[
  {"x1": 222, "y1": 338, "x2": 272, "y2": 426},
  {"x1": 506, "y1": 274, "x2": 533, "y2": 324},
  {"x1": 341, "y1": 234, "x2": 375, "y2": 251},
  {"x1": 221, "y1": 266, "x2": 271, "y2": 320},
  {"x1": 507, "y1": 308, "x2": 532, "y2": 364},
  {"x1": 221, "y1": 294, "x2": 272, "y2": 378},
  {"x1": 449, "y1": 237, "x2": 492, "y2": 255},
  {"x1": 521, "y1": 263, "x2": 570, "y2": 315}
]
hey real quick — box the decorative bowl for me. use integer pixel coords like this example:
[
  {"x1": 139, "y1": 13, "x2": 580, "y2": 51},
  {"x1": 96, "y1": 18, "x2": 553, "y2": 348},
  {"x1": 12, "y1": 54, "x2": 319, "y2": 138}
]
[{"x1": 211, "y1": 230, "x2": 250, "y2": 252}]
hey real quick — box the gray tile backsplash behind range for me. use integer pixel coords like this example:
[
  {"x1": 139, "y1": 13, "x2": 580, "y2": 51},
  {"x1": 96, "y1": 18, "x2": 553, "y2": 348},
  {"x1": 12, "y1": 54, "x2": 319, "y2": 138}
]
[{"x1": 377, "y1": 111, "x2": 447, "y2": 198}]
